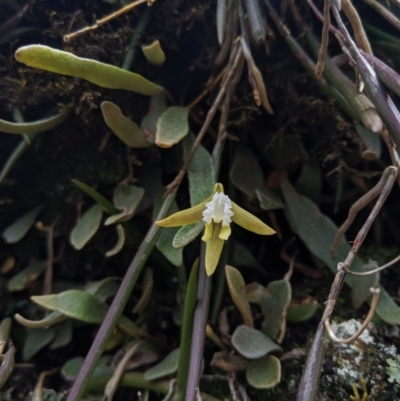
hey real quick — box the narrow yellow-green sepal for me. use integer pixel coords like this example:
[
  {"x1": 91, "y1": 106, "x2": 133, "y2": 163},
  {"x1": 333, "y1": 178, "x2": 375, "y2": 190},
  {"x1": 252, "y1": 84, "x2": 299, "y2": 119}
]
[
  {"x1": 204, "y1": 223, "x2": 225, "y2": 276},
  {"x1": 219, "y1": 224, "x2": 231, "y2": 240},
  {"x1": 202, "y1": 223, "x2": 213, "y2": 241},
  {"x1": 231, "y1": 202, "x2": 276, "y2": 235},
  {"x1": 155, "y1": 201, "x2": 205, "y2": 227}
]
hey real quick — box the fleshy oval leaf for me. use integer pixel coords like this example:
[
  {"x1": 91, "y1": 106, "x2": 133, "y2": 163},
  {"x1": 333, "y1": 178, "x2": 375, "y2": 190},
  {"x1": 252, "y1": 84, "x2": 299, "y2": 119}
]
[
  {"x1": 183, "y1": 134, "x2": 215, "y2": 206},
  {"x1": 0, "y1": 109, "x2": 70, "y2": 134},
  {"x1": 7, "y1": 260, "x2": 47, "y2": 292},
  {"x1": 225, "y1": 265, "x2": 253, "y2": 327},
  {"x1": 231, "y1": 325, "x2": 282, "y2": 359},
  {"x1": 15, "y1": 45, "x2": 163, "y2": 96},
  {"x1": 286, "y1": 295, "x2": 319, "y2": 323},
  {"x1": 105, "y1": 184, "x2": 145, "y2": 225},
  {"x1": 141, "y1": 40, "x2": 166, "y2": 66},
  {"x1": 2, "y1": 205, "x2": 44, "y2": 244},
  {"x1": 246, "y1": 355, "x2": 281, "y2": 389},
  {"x1": 172, "y1": 221, "x2": 204, "y2": 249},
  {"x1": 143, "y1": 348, "x2": 180, "y2": 381},
  {"x1": 70, "y1": 203, "x2": 103, "y2": 250},
  {"x1": 155, "y1": 106, "x2": 189, "y2": 148},
  {"x1": 101, "y1": 101, "x2": 151, "y2": 148}
]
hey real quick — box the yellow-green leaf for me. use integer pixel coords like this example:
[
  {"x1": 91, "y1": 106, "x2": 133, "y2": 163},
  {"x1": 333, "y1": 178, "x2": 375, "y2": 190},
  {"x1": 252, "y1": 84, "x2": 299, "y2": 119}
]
[
  {"x1": 155, "y1": 106, "x2": 189, "y2": 148},
  {"x1": 225, "y1": 265, "x2": 253, "y2": 327},
  {"x1": 141, "y1": 40, "x2": 166, "y2": 66},
  {"x1": 15, "y1": 45, "x2": 163, "y2": 96},
  {"x1": 70, "y1": 204, "x2": 103, "y2": 250},
  {"x1": 0, "y1": 109, "x2": 70, "y2": 134},
  {"x1": 101, "y1": 101, "x2": 151, "y2": 148}
]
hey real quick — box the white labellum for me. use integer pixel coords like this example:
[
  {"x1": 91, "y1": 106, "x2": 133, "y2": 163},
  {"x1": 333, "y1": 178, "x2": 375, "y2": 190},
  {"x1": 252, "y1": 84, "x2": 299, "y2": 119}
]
[{"x1": 202, "y1": 192, "x2": 233, "y2": 226}]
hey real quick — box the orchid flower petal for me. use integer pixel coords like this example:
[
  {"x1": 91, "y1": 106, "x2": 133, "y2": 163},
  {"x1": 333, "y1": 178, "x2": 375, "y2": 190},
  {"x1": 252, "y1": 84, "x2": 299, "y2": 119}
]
[
  {"x1": 231, "y1": 202, "x2": 276, "y2": 235},
  {"x1": 205, "y1": 223, "x2": 225, "y2": 276},
  {"x1": 156, "y1": 201, "x2": 206, "y2": 227},
  {"x1": 219, "y1": 224, "x2": 231, "y2": 240}
]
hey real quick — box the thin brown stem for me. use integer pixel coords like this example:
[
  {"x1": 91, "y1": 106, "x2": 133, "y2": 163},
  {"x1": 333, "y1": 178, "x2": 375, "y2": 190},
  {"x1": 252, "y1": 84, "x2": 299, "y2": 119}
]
[
  {"x1": 331, "y1": 166, "x2": 398, "y2": 256},
  {"x1": 316, "y1": 0, "x2": 331, "y2": 78},
  {"x1": 324, "y1": 287, "x2": 380, "y2": 343},
  {"x1": 64, "y1": 0, "x2": 156, "y2": 42}
]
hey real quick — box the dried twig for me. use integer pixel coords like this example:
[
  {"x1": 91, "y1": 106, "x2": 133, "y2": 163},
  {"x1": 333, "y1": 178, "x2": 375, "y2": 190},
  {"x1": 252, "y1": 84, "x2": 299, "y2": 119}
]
[
  {"x1": 64, "y1": 0, "x2": 157, "y2": 42},
  {"x1": 316, "y1": 0, "x2": 331, "y2": 78}
]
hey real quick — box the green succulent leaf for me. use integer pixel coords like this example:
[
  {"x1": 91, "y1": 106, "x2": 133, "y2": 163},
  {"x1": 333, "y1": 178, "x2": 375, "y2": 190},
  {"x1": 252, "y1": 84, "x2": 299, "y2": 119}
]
[
  {"x1": 144, "y1": 348, "x2": 180, "y2": 381},
  {"x1": 15, "y1": 45, "x2": 163, "y2": 96},
  {"x1": 225, "y1": 265, "x2": 253, "y2": 327},
  {"x1": 101, "y1": 101, "x2": 152, "y2": 148},
  {"x1": 231, "y1": 325, "x2": 282, "y2": 359},
  {"x1": 154, "y1": 193, "x2": 183, "y2": 266},
  {"x1": 246, "y1": 355, "x2": 281, "y2": 389},
  {"x1": 105, "y1": 184, "x2": 145, "y2": 225},
  {"x1": 155, "y1": 106, "x2": 189, "y2": 148},
  {"x1": 70, "y1": 203, "x2": 103, "y2": 250},
  {"x1": 142, "y1": 40, "x2": 166, "y2": 66},
  {"x1": 7, "y1": 260, "x2": 47, "y2": 292},
  {"x1": 2, "y1": 205, "x2": 44, "y2": 244}
]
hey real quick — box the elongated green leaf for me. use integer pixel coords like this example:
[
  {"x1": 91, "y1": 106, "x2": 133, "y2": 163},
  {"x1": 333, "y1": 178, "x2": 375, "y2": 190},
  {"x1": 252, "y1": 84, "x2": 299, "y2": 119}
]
[
  {"x1": 173, "y1": 221, "x2": 204, "y2": 249},
  {"x1": 155, "y1": 106, "x2": 189, "y2": 148},
  {"x1": 0, "y1": 109, "x2": 70, "y2": 134},
  {"x1": 246, "y1": 355, "x2": 281, "y2": 389},
  {"x1": 71, "y1": 179, "x2": 117, "y2": 214},
  {"x1": 7, "y1": 260, "x2": 47, "y2": 292},
  {"x1": 231, "y1": 325, "x2": 282, "y2": 360},
  {"x1": 14, "y1": 311, "x2": 67, "y2": 328},
  {"x1": 31, "y1": 290, "x2": 109, "y2": 323},
  {"x1": 105, "y1": 184, "x2": 144, "y2": 225},
  {"x1": 183, "y1": 134, "x2": 215, "y2": 206},
  {"x1": 142, "y1": 40, "x2": 166, "y2": 66},
  {"x1": 2, "y1": 205, "x2": 44, "y2": 244},
  {"x1": 15, "y1": 45, "x2": 163, "y2": 96},
  {"x1": 70, "y1": 204, "x2": 103, "y2": 250},
  {"x1": 176, "y1": 259, "x2": 199, "y2": 395},
  {"x1": 144, "y1": 348, "x2": 180, "y2": 381},
  {"x1": 295, "y1": 158, "x2": 322, "y2": 204},
  {"x1": 101, "y1": 101, "x2": 151, "y2": 148},
  {"x1": 225, "y1": 265, "x2": 253, "y2": 327},
  {"x1": 31, "y1": 290, "x2": 146, "y2": 338},
  {"x1": 281, "y1": 175, "x2": 400, "y2": 325},
  {"x1": 154, "y1": 193, "x2": 182, "y2": 266}
]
